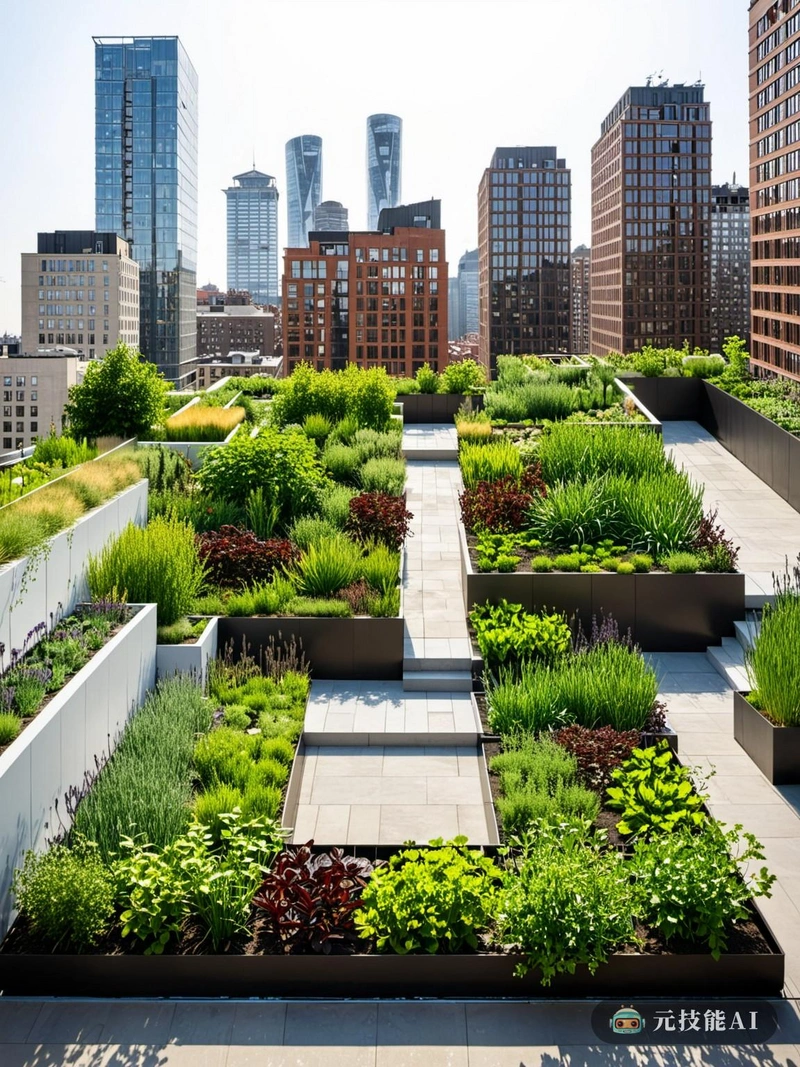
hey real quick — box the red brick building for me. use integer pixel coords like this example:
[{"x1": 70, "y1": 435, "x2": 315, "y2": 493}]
[{"x1": 282, "y1": 200, "x2": 448, "y2": 376}]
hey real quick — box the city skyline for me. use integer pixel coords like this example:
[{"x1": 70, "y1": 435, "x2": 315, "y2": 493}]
[{"x1": 0, "y1": 0, "x2": 749, "y2": 334}]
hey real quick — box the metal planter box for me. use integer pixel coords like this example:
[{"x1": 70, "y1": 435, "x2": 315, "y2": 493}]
[{"x1": 733, "y1": 690, "x2": 800, "y2": 784}]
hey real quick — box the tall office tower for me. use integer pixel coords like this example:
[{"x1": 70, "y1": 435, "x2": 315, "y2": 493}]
[
  {"x1": 711, "y1": 181, "x2": 750, "y2": 351},
  {"x1": 284, "y1": 200, "x2": 447, "y2": 376},
  {"x1": 314, "y1": 201, "x2": 349, "y2": 231},
  {"x1": 94, "y1": 37, "x2": 199, "y2": 387},
  {"x1": 367, "y1": 114, "x2": 402, "y2": 230},
  {"x1": 590, "y1": 83, "x2": 712, "y2": 356},
  {"x1": 22, "y1": 231, "x2": 139, "y2": 360},
  {"x1": 571, "y1": 244, "x2": 591, "y2": 353},
  {"x1": 750, "y1": 1, "x2": 800, "y2": 378},
  {"x1": 448, "y1": 277, "x2": 461, "y2": 341},
  {"x1": 457, "y1": 248, "x2": 479, "y2": 338},
  {"x1": 478, "y1": 147, "x2": 572, "y2": 374},
  {"x1": 224, "y1": 169, "x2": 279, "y2": 306},
  {"x1": 285, "y1": 135, "x2": 322, "y2": 248}
]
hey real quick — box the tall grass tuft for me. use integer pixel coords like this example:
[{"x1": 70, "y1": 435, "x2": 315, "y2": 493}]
[
  {"x1": 537, "y1": 424, "x2": 671, "y2": 484},
  {"x1": 88, "y1": 515, "x2": 206, "y2": 625},
  {"x1": 459, "y1": 439, "x2": 522, "y2": 489},
  {"x1": 747, "y1": 556, "x2": 800, "y2": 726},
  {"x1": 293, "y1": 536, "x2": 362, "y2": 597},
  {"x1": 71, "y1": 676, "x2": 213, "y2": 860},
  {"x1": 164, "y1": 406, "x2": 245, "y2": 442}
]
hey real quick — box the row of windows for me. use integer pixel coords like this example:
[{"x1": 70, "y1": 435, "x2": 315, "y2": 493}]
[
  {"x1": 2, "y1": 376, "x2": 37, "y2": 387},
  {"x1": 754, "y1": 314, "x2": 800, "y2": 347},
  {"x1": 755, "y1": 175, "x2": 800, "y2": 205},
  {"x1": 626, "y1": 107, "x2": 709, "y2": 122},
  {"x1": 623, "y1": 124, "x2": 710, "y2": 139},
  {"x1": 2, "y1": 419, "x2": 38, "y2": 432},
  {"x1": 757, "y1": 1, "x2": 800, "y2": 40},
  {"x1": 624, "y1": 189, "x2": 711, "y2": 204},
  {"x1": 756, "y1": 9, "x2": 800, "y2": 60},
  {"x1": 39, "y1": 259, "x2": 110, "y2": 273},
  {"x1": 753, "y1": 263, "x2": 800, "y2": 284},
  {"x1": 754, "y1": 289, "x2": 800, "y2": 314},
  {"x1": 756, "y1": 148, "x2": 800, "y2": 181},
  {"x1": 753, "y1": 206, "x2": 800, "y2": 232},
  {"x1": 751, "y1": 340, "x2": 800, "y2": 378},
  {"x1": 490, "y1": 171, "x2": 570, "y2": 185},
  {"x1": 625, "y1": 172, "x2": 711, "y2": 187},
  {"x1": 757, "y1": 85, "x2": 800, "y2": 131},
  {"x1": 753, "y1": 236, "x2": 800, "y2": 257},
  {"x1": 2, "y1": 391, "x2": 36, "y2": 403},
  {"x1": 757, "y1": 50, "x2": 800, "y2": 107},
  {"x1": 624, "y1": 156, "x2": 710, "y2": 171}
]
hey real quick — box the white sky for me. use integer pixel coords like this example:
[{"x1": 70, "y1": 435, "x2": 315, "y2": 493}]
[{"x1": 0, "y1": 0, "x2": 750, "y2": 334}]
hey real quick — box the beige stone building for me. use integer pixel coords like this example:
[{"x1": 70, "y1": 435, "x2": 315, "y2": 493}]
[
  {"x1": 21, "y1": 232, "x2": 139, "y2": 360},
  {"x1": 0, "y1": 353, "x2": 86, "y2": 456}
]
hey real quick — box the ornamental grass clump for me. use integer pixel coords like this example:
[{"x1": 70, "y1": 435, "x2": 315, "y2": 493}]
[
  {"x1": 536, "y1": 423, "x2": 671, "y2": 484},
  {"x1": 746, "y1": 555, "x2": 800, "y2": 725},
  {"x1": 88, "y1": 516, "x2": 206, "y2": 626},
  {"x1": 163, "y1": 405, "x2": 245, "y2": 442},
  {"x1": 359, "y1": 457, "x2": 406, "y2": 495},
  {"x1": 293, "y1": 536, "x2": 363, "y2": 598},
  {"x1": 459, "y1": 439, "x2": 522, "y2": 490}
]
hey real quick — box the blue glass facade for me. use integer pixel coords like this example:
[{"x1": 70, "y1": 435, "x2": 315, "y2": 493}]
[
  {"x1": 225, "y1": 169, "x2": 279, "y2": 305},
  {"x1": 367, "y1": 114, "x2": 402, "y2": 230},
  {"x1": 285, "y1": 135, "x2": 322, "y2": 248},
  {"x1": 94, "y1": 36, "x2": 199, "y2": 386}
]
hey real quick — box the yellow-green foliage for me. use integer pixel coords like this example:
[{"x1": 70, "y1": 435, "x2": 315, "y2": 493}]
[{"x1": 164, "y1": 406, "x2": 245, "y2": 442}]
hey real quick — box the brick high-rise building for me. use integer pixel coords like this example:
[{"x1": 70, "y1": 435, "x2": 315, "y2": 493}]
[
  {"x1": 478, "y1": 147, "x2": 572, "y2": 375},
  {"x1": 571, "y1": 244, "x2": 591, "y2": 353},
  {"x1": 590, "y1": 83, "x2": 712, "y2": 356},
  {"x1": 711, "y1": 181, "x2": 750, "y2": 350},
  {"x1": 750, "y1": 0, "x2": 800, "y2": 379},
  {"x1": 282, "y1": 199, "x2": 447, "y2": 376}
]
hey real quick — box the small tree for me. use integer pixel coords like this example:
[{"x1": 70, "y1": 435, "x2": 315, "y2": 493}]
[{"x1": 65, "y1": 342, "x2": 169, "y2": 440}]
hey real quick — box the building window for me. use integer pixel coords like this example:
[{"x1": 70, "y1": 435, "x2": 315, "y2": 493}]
[
  {"x1": 16, "y1": 406, "x2": 24, "y2": 417},
  {"x1": 16, "y1": 422, "x2": 24, "y2": 433},
  {"x1": 30, "y1": 423, "x2": 38, "y2": 433},
  {"x1": 30, "y1": 406, "x2": 38, "y2": 417},
  {"x1": 31, "y1": 376, "x2": 37, "y2": 386},
  {"x1": 16, "y1": 377, "x2": 25, "y2": 386},
  {"x1": 3, "y1": 439, "x2": 11, "y2": 449},
  {"x1": 2, "y1": 377, "x2": 10, "y2": 387}
]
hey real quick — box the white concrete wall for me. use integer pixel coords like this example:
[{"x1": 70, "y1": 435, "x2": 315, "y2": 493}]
[
  {"x1": 0, "y1": 479, "x2": 149, "y2": 660},
  {"x1": 0, "y1": 602, "x2": 157, "y2": 936},
  {"x1": 156, "y1": 616, "x2": 219, "y2": 689}
]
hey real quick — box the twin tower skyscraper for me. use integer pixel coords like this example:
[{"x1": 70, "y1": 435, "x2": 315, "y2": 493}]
[{"x1": 285, "y1": 114, "x2": 403, "y2": 247}]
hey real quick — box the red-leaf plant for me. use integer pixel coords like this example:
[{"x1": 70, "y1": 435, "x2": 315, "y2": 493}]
[
  {"x1": 197, "y1": 526, "x2": 298, "y2": 588},
  {"x1": 252, "y1": 844, "x2": 376, "y2": 954},
  {"x1": 554, "y1": 724, "x2": 640, "y2": 793},
  {"x1": 346, "y1": 492, "x2": 413, "y2": 551}
]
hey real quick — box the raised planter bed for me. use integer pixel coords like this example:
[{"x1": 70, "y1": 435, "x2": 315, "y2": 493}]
[
  {"x1": 459, "y1": 524, "x2": 744, "y2": 653},
  {"x1": 0, "y1": 479, "x2": 149, "y2": 663},
  {"x1": 137, "y1": 422, "x2": 242, "y2": 470},
  {"x1": 395, "y1": 393, "x2": 484, "y2": 423},
  {"x1": 156, "y1": 616, "x2": 219, "y2": 686},
  {"x1": 0, "y1": 910, "x2": 782, "y2": 997},
  {"x1": 733, "y1": 691, "x2": 800, "y2": 784},
  {"x1": 0, "y1": 602, "x2": 157, "y2": 938}
]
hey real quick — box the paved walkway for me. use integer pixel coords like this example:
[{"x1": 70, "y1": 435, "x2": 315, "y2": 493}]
[
  {"x1": 663, "y1": 422, "x2": 800, "y2": 604},
  {"x1": 2, "y1": 998, "x2": 800, "y2": 1065}
]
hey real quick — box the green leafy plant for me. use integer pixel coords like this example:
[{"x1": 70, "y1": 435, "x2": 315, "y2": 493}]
[
  {"x1": 470, "y1": 600, "x2": 571, "y2": 674},
  {"x1": 360, "y1": 543, "x2": 400, "y2": 593},
  {"x1": 439, "y1": 358, "x2": 487, "y2": 395},
  {"x1": 323, "y1": 443, "x2": 360, "y2": 483},
  {"x1": 319, "y1": 482, "x2": 355, "y2": 528},
  {"x1": 12, "y1": 837, "x2": 115, "y2": 950},
  {"x1": 359, "y1": 457, "x2": 406, "y2": 495},
  {"x1": 606, "y1": 743, "x2": 707, "y2": 837},
  {"x1": 536, "y1": 424, "x2": 671, "y2": 484},
  {"x1": 0, "y1": 713, "x2": 21, "y2": 745},
  {"x1": 415, "y1": 364, "x2": 440, "y2": 394},
  {"x1": 355, "y1": 839, "x2": 501, "y2": 954},
  {"x1": 631, "y1": 821, "x2": 775, "y2": 958},
  {"x1": 497, "y1": 821, "x2": 637, "y2": 982}
]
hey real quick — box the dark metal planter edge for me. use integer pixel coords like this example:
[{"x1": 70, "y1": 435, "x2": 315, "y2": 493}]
[{"x1": 733, "y1": 691, "x2": 800, "y2": 784}]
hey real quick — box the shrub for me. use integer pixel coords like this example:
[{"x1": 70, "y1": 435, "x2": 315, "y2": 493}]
[
  {"x1": 293, "y1": 537, "x2": 362, "y2": 597},
  {"x1": 606, "y1": 743, "x2": 707, "y2": 836},
  {"x1": 72, "y1": 676, "x2": 214, "y2": 859},
  {"x1": 88, "y1": 516, "x2": 205, "y2": 626},
  {"x1": 497, "y1": 824, "x2": 636, "y2": 982},
  {"x1": 360, "y1": 457, "x2": 406, "y2": 495},
  {"x1": 616, "y1": 561, "x2": 634, "y2": 574},
  {"x1": 460, "y1": 439, "x2": 523, "y2": 490},
  {"x1": 664, "y1": 551, "x2": 700, "y2": 573},
  {"x1": 346, "y1": 492, "x2": 413, "y2": 550},
  {"x1": 319, "y1": 482, "x2": 355, "y2": 528},
  {"x1": 245, "y1": 486, "x2": 281, "y2": 540},
  {"x1": 196, "y1": 425, "x2": 324, "y2": 519},
  {"x1": 355, "y1": 840, "x2": 501, "y2": 953},
  {"x1": 303, "y1": 413, "x2": 333, "y2": 443},
  {"x1": 470, "y1": 600, "x2": 571, "y2": 674},
  {"x1": 360, "y1": 543, "x2": 400, "y2": 593},
  {"x1": 531, "y1": 555, "x2": 554, "y2": 572},
  {"x1": 287, "y1": 516, "x2": 340, "y2": 551},
  {"x1": 197, "y1": 527, "x2": 297, "y2": 589},
  {"x1": 323, "y1": 443, "x2": 360, "y2": 483},
  {"x1": 415, "y1": 364, "x2": 439, "y2": 394},
  {"x1": 12, "y1": 838, "x2": 115, "y2": 950},
  {"x1": 554, "y1": 725, "x2": 640, "y2": 792},
  {"x1": 439, "y1": 358, "x2": 486, "y2": 395},
  {"x1": 193, "y1": 783, "x2": 247, "y2": 841},
  {"x1": 692, "y1": 508, "x2": 739, "y2": 572},
  {"x1": 486, "y1": 668, "x2": 567, "y2": 735},
  {"x1": 746, "y1": 556, "x2": 800, "y2": 725},
  {"x1": 630, "y1": 553, "x2": 653, "y2": 572},
  {"x1": 253, "y1": 845, "x2": 375, "y2": 954},
  {"x1": 682, "y1": 354, "x2": 726, "y2": 378},
  {"x1": 65, "y1": 340, "x2": 169, "y2": 439},
  {"x1": 527, "y1": 477, "x2": 618, "y2": 548},
  {"x1": 164, "y1": 406, "x2": 244, "y2": 442},
  {"x1": 352, "y1": 428, "x2": 402, "y2": 463},
  {"x1": 271, "y1": 364, "x2": 395, "y2": 430},
  {"x1": 366, "y1": 587, "x2": 401, "y2": 617},
  {"x1": 485, "y1": 382, "x2": 578, "y2": 423},
  {"x1": 615, "y1": 471, "x2": 704, "y2": 556},
  {"x1": 459, "y1": 467, "x2": 546, "y2": 534},
  {"x1": 631, "y1": 822, "x2": 775, "y2": 957}
]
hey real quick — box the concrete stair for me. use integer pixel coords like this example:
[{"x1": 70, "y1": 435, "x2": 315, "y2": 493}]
[
  {"x1": 402, "y1": 670, "x2": 473, "y2": 692},
  {"x1": 706, "y1": 613, "x2": 760, "y2": 691}
]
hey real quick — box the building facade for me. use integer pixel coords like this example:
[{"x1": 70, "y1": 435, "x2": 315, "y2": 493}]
[
  {"x1": 21, "y1": 232, "x2": 139, "y2": 360},
  {"x1": 571, "y1": 244, "x2": 591, "y2": 353},
  {"x1": 197, "y1": 305, "x2": 276, "y2": 359},
  {"x1": 448, "y1": 278, "x2": 461, "y2": 341},
  {"x1": 314, "y1": 201, "x2": 349, "y2": 231},
  {"x1": 749, "y1": 0, "x2": 800, "y2": 379},
  {"x1": 457, "y1": 248, "x2": 479, "y2": 339},
  {"x1": 283, "y1": 200, "x2": 447, "y2": 377},
  {"x1": 711, "y1": 182, "x2": 750, "y2": 350},
  {"x1": 590, "y1": 83, "x2": 712, "y2": 356},
  {"x1": 195, "y1": 352, "x2": 282, "y2": 389},
  {"x1": 367, "y1": 114, "x2": 402, "y2": 230},
  {"x1": 285, "y1": 135, "x2": 322, "y2": 248},
  {"x1": 478, "y1": 147, "x2": 572, "y2": 374},
  {"x1": 0, "y1": 354, "x2": 85, "y2": 455},
  {"x1": 224, "y1": 169, "x2": 279, "y2": 306},
  {"x1": 94, "y1": 36, "x2": 198, "y2": 387}
]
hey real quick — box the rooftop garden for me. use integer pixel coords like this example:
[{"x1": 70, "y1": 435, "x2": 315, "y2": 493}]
[{"x1": 391, "y1": 358, "x2": 487, "y2": 396}]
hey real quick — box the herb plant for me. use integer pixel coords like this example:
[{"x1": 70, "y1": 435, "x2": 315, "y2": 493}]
[{"x1": 606, "y1": 743, "x2": 707, "y2": 836}]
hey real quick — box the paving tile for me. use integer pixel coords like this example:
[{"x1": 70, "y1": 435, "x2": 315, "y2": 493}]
[
  {"x1": 229, "y1": 1002, "x2": 287, "y2": 1046},
  {"x1": 313, "y1": 804, "x2": 351, "y2": 842},
  {"x1": 457, "y1": 804, "x2": 493, "y2": 843},
  {"x1": 346, "y1": 804, "x2": 382, "y2": 843},
  {"x1": 313, "y1": 752, "x2": 386, "y2": 777},
  {"x1": 381, "y1": 752, "x2": 460, "y2": 776},
  {"x1": 376, "y1": 1002, "x2": 467, "y2": 1065},
  {"x1": 379, "y1": 804, "x2": 460, "y2": 843},
  {"x1": 0, "y1": 1000, "x2": 44, "y2": 1043},
  {"x1": 426, "y1": 776, "x2": 485, "y2": 804}
]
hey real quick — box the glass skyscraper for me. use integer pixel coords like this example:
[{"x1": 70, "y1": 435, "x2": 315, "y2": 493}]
[
  {"x1": 367, "y1": 114, "x2": 402, "y2": 230},
  {"x1": 285, "y1": 135, "x2": 322, "y2": 248},
  {"x1": 94, "y1": 36, "x2": 199, "y2": 386},
  {"x1": 225, "y1": 169, "x2": 279, "y2": 305}
]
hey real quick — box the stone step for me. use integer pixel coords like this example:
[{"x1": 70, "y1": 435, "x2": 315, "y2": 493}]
[
  {"x1": 734, "y1": 617, "x2": 760, "y2": 652},
  {"x1": 402, "y1": 670, "x2": 473, "y2": 692},
  {"x1": 403, "y1": 656, "x2": 473, "y2": 673},
  {"x1": 706, "y1": 637, "x2": 749, "y2": 692},
  {"x1": 402, "y1": 447, "x2": 459, "y2": 461}
]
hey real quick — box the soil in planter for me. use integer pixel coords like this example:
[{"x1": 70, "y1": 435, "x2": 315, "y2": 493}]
[
  {"x1": 620, "y1": 919, "x2": 771, "y2": 957},
  {"x1": 466, "y1": 533, "x2": 671, "y2": 575}
]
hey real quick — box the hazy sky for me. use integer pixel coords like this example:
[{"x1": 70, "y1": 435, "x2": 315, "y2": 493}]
[{"x1": 0, "y1": 0, "x2": 750, "y2": 334}]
